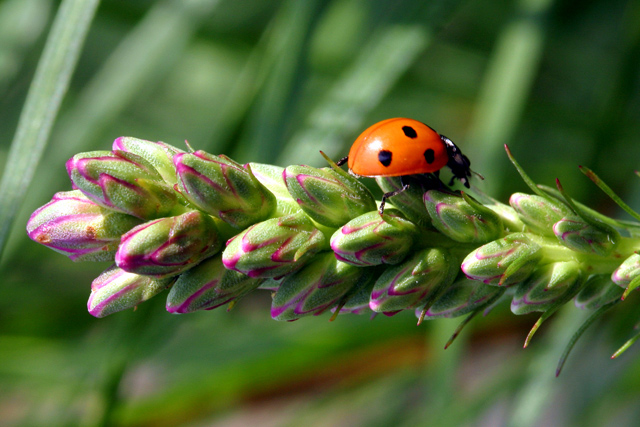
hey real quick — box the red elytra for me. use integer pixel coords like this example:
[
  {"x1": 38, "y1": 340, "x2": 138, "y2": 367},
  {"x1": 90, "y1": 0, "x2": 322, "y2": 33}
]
[
  {"x1": 347, "y1": 118, "x2": 449, "y2": 177},
  {"x1": 340, "y1": 118, "x2": 473, "y2": 214}
]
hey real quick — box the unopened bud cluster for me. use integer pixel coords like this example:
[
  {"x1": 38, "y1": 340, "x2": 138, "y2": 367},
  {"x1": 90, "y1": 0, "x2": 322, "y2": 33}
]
[{"x1": 27, "y1": 137, "x2": 640, "y2": 357}]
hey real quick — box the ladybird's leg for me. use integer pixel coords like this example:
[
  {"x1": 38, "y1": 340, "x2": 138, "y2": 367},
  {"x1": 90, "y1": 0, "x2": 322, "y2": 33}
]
[
  {"x1": 415, "y1": 173, "x2": 445, "y2": 191},
  {"x1": 430, "y1": 171, "x2": 448, "y2": 189},
  {"x1": 336, "y1": 156, "x2": 348, "y2": 167},
  {"x1": 379, "y1": 184, "x2": 410, "y2": 215}
]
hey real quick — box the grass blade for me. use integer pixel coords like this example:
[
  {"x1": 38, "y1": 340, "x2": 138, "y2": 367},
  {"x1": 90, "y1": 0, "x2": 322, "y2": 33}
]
[
  {"x1": 6, "y1": 0, "x2": 221, "y2": 261},
  {"x1": 276, "y1": 24, "x2": 430, "y2": 166},
  {"x1": 0, "y1": 0, "x2": 100, "y2": 261}
]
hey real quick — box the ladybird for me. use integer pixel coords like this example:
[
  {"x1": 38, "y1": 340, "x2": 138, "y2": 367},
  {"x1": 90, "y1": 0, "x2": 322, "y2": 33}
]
[{"x1": 338, "y1": 118, "x2": 472, "y2": 213}]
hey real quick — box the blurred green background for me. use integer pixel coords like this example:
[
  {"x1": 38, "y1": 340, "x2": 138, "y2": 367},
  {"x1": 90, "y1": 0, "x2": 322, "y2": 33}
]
[{"x1": 1, "y1": 0, "x2": 640, "y2": 425}]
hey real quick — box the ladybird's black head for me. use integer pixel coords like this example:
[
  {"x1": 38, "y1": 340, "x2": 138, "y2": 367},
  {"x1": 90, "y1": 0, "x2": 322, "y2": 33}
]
[{"x1": 440, "y1": 135, "x2": 472, "y2": 188}]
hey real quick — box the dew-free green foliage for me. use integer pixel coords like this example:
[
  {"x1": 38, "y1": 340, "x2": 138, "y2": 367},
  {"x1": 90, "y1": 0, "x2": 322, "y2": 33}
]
[{"x1": 3, "y1": 1, "x2": 640, "y2": 426}]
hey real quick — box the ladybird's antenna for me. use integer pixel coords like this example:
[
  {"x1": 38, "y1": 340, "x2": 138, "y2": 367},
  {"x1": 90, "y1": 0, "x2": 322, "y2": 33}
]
[
  {"x1": 335, "y1": 156, "x2": 348, "y2": 167},
  {"x1": 471, "y1": 169, "x2": 484, "y2": 180}
]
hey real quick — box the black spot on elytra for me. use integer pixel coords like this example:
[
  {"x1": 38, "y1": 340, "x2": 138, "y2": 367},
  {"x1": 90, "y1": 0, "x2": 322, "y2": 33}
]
[
  {"x1": 424, "y1": 148, "x2": 435, "y2": 164},
  {"x1": 402, "y1": 126, "x2": 417, "y2": 138},
  {"x1": 378, "y1": 150, "x2": 392, "y2": 167}
]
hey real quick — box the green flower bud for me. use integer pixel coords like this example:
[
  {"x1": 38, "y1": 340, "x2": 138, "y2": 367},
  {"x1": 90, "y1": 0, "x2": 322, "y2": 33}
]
[
  {"x1": 166, "y1": 254, "x2": 261, "y2": 313},
  {"x1": 284, "y1": 165, "x2": 376, "y2": 228},
  {"x1": 424, "y1": 190, "x2": 503, "y2": 243},
  {"x1": 116, "y1": 211, "x2": 221, "y2": 278},
  {"x1": 370, "y1": 248, "x2": 458, "y2": 313},
  {"x1": 461, "y1": 233, "x2": 542, "y2": 286},
  {"x1": 67, "y1": 150, "x2": 182, "y2": 220},
  {"x1": 509, "y1": 193, "x2": 571, "y2": 236},
  {"x1": 485, "y1": 202, "x2": 525, "y2": 232},
  {"x1": 575, "y1": 275, "x2": 624, "y2": 310},
  {"x1": 421, "y1": 277, "x2": 503, "y2": 319},
  {"x1": 271, "y1": 252, "x2": 374, "y2": 321},
  {"x1": 27, "y1": 190, "x2": 141, "y2": 261},
  {"x1": 112, "y1": 137, "x2": 184, "y2": 184},
  {"x1": 553, "y1": 216, "x2": 619, "y2": 256},
  {"x1": 258, "y1": 279, "x2": 281, "y2": 291},
  {"x1": 511, "y1": 261, "x2": 584, "y2": 315},
  {"x1": 330, "y1": 210, "x2": 417, "y2": 266},
  {"x1": 174, "y1": 152, "x2": 276, "y2": 228},
  {"x1": 611, "y1": 253, "x2": 640, "y2": 289},
  {"x1": 88, "y1": 265, "x2": 174, "y2": 318},
  {"x1": 222, "y1": 212, "x2": 326, "y2": 278},
  {"x1": 332, "y1": 278, "x2": 376, "y2": 315},
  {"x1": 375, "y1": 176, "x2": 431, "y2": 227},
  {"x1": 249, "y1": 163, "x2": 301, "y2": 216}
]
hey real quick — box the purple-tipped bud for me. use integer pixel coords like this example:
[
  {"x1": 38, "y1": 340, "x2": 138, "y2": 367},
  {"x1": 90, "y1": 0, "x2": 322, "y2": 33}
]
[
  {"x1": 511, "y1": 261, "x2": 584, "y2": 315},
  {"x1": 575, "y1": 275, "x2": 624, "y2": 310},
  {"x1": 87, "y1": 265, "x2": 174, "y2": 318},
  {"x1": 611, "y1": 253, "x2": 640, "y2": 289},
  {"x1": 424, "y1": 190, "x2": 503, "y2": 243},
  {"x1": 370, "y1": 248, "x2": 458, "y2": 313},
  {"x1": 509, "y1": 193, "x2": 571, "y2": 236},
  {"x1": 112, "y1": 137, "x2": 184, "y2": 184},
  {"x1": 222, "y1": 212, "x2": 326, "y2": 278},
  {"x1": 166, "y1": 254, "x2": 261, "y2": 313},
  {"x1": 26, "y1": 190, "x2": 142, "y2": 261},
  {"x1": 271, "y1": 252, "x2": 374, "y2": 321},
  {"x1": 174, "y1": 152, "x2": 276, "y2": 228},
  {"x1": 553, "y1": 216, "x2": 619, "y2": 256},
  {"x1": 116, "y1": 211, "x2": 221, "y2": 277},
  {"x1": 375, "y1": 176, "x2": 432, "y2": 227},
  {"x1": 330, "y1": 210, "x2": 417, "y2": 266},
  {"x1": 420, "y1": 278, "x2": 503, "y2": 319},
  {"x1": 284, "y1": 165, "x2": 376, "y2": 228},
  {"x1": 66, "y1": 150, "x2": 181, "y2": 219},
  {"x1": 461, "y1": 233, "x2": 542, "y2": 286}
]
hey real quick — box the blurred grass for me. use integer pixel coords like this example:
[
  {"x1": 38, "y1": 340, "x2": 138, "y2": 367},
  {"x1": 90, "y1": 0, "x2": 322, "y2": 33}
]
[
  {"x1": 466, "y1": 0, "x2": 554, "y2": 194},
  {"x1": 1, "y1": 0, "x2": 640, "y2": 426}
]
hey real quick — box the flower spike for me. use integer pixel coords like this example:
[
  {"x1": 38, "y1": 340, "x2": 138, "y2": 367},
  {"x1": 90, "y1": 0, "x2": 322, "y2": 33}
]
[{"x1": 25, "y1": 135, "x2": 640, "y2": 374}]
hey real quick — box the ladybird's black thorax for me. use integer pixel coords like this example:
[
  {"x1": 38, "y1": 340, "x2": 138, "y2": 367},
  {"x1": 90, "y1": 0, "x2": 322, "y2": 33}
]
[{"x1": 440, "y1": 135, "x2": 472, "y2": 188}]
